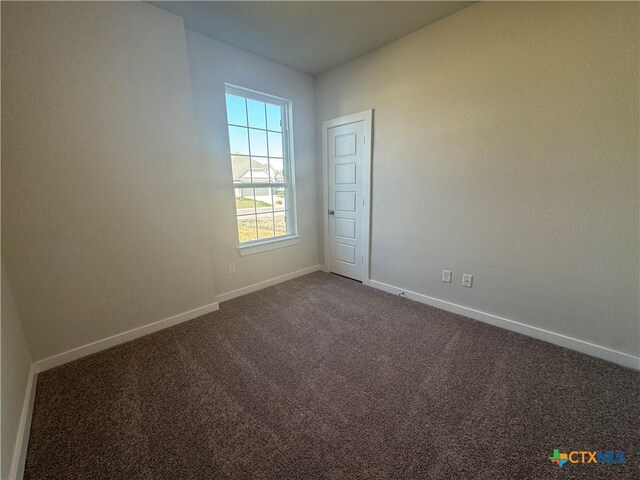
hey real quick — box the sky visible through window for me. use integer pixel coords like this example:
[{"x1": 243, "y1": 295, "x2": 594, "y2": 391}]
[{"x1": 225, "y1": 91, "x2": 293, "y2": 244}]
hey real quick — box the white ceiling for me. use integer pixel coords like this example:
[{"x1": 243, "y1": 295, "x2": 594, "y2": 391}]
[{"x1": 150, "y1": 1, "x2": 475, "y2": 76}]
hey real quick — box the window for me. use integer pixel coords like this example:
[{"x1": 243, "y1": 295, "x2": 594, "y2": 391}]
[{"x1": 225, "y1": 85, "x2": 298, "y2": 252}]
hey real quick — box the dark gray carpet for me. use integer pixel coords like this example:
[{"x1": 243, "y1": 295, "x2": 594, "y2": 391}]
[{"x1": 25, "y1": 272, "x2": 639, "y2": 479}]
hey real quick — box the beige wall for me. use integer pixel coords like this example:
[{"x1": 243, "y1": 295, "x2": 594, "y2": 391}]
[
  {"x1": 185, "y1": 30, "x2": 320, "y2": 295},
  {"x1": 1, "y1": 265, "x2": 33, "y2": 480},
  {"x1": 1, "y1": 2, "x2": 320, "y2": 362},
  {"x1": 316, "y1": 2, "x2": 640, "y2": 356},
  {"x1": 1, "y1": 2, "x2": 216, "y2": 361},
  {"x1": 2, "y1": 1, "x2": 637, "y2": 366}
]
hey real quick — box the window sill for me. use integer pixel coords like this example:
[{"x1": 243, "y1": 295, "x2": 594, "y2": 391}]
[{"x1": 237, "y1": 235, "x2": 301, "y2": 256}]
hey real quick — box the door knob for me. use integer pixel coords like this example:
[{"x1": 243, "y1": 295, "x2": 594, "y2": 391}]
[{"x1": 328, "y1": 210, "x2": 335, "y2": 215}]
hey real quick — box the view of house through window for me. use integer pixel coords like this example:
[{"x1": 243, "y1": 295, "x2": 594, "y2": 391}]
[{"x1": 225, "y1": 86, "x2": 296, "y2": 244}]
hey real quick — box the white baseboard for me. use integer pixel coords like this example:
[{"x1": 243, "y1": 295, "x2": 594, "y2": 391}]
[
  {"x1": 215, "y1": 265, "x2": 322, "y2": 303},
  {"x1": 35, "y1": 302, "x2": 219, "y2": 372},
  {"x1": 367, "y1": 279, "x2": 640, "y2": 370},
  {"x1": 10, "y1": 364, "x2": 38, "y2": 480},
  {"x1": 35, "y1": 264, "x2": 324, "y2": 372}
]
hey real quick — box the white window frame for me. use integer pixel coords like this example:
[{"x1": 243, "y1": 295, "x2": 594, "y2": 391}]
[{"x1": 224, "y1": 84, "x2": 299, "y2": 256}]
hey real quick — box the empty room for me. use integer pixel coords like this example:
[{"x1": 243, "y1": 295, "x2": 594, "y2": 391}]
[{"x1": 1, "y1": 1, "x2": 638, "y2": 478}]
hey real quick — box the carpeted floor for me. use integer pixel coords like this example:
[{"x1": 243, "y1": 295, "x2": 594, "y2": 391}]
[{"x1": 25, "y1": 272, "x2": 639, "y2": 479}]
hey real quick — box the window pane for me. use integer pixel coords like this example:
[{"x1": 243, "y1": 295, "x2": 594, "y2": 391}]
[
  {"x1": 267, "y1": 131, "x2": 283, "y2": 158},
  {"x1": 231, "y1": 155, "x2": 251, "y2": 184},
  {"x1": 274, "y1": 210, "x2": 287, "y2": 237},
  {"x1": 226, "y1": 94, "x2": 247, "y2": 126},
  {"x1": 248, "y1": 129, "x2": 268, "y2": 156},
  {"x1": 273, "y1": 187, "x2": 289, "y2": 210},
  {"x1": 228, "y1": 126, "x2": 250, "y2": 155},
  {"x1": 253, "y1": 184, "x2": 272, "y2": 212},
  {"x1": 273, "y1": 186, "x2": 287, "y2": 212},
  {"x1": 266, "y1": 103, "x2": 282, "y2": 132},
  {"x1": 237, "y1": 214, "x2": 258, "y2": 243},
  {"x1": 256, "y1": 213, "x2": 275, "y2": 240},
  {"x1": 249, "y1": 157, "x2": 270, "y2": 183},
  {"x1": 235, "y1": 187, "x2": 258, "y2": 215},
  {"x1": 268, "y1": 157, "x2": 285, "y2": 183},
  {"x1": 247, "y1": 99, "x2": 266, "y2": 129}
]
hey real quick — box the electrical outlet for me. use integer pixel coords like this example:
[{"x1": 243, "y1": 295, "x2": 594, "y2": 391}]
[
  {"x1": 229, "y1": 263, "x2": 236, "y2": 274},
  {"x1": 442, "y1": 270, "x2": 452, "y2": 283},
  {"x1": 462, "y1": 274, "x2": 473, "y2": 288}
]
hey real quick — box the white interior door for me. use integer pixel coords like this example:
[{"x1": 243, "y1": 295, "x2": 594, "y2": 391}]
[{"x1": 327, "y1": 120, "x2": 365, "y2": 281}]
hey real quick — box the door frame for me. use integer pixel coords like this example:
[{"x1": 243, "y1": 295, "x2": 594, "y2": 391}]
[{"x1": 322, "y1": 109, "x2": 373, "y2": 283}]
